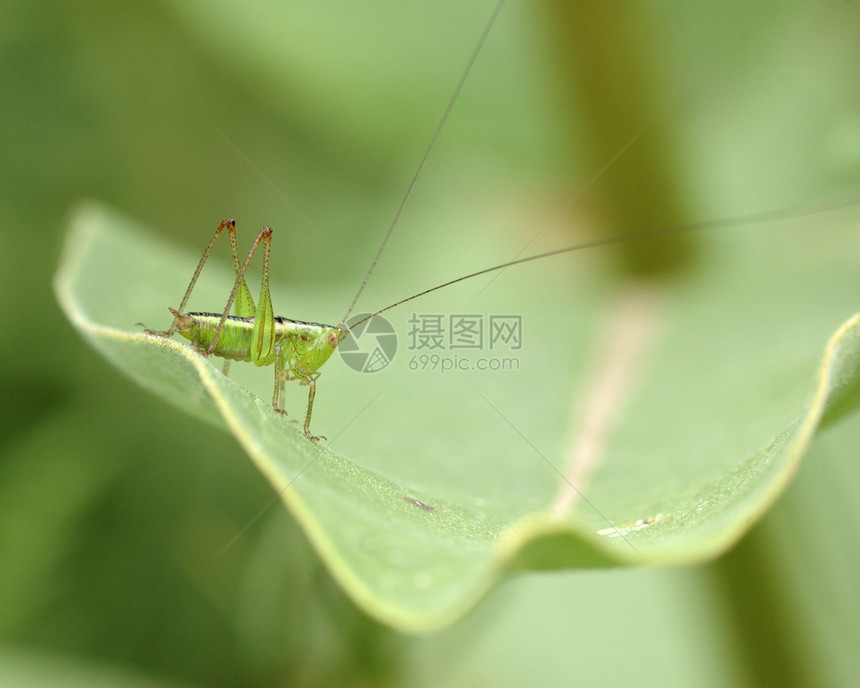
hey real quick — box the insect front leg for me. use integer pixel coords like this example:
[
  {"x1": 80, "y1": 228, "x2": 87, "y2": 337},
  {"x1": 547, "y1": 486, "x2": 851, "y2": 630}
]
[
  {"x1": 302, "y1": 374, "x2": 324, "y2": 443},
  {"x1": 272, "y1": 347, "x2": 324, "y2": 443}
]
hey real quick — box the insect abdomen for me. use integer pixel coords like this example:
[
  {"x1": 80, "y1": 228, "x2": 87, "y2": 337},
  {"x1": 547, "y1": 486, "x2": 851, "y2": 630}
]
[{"x1": 177, "y1": 313, "x2": 255, "y2": 362}]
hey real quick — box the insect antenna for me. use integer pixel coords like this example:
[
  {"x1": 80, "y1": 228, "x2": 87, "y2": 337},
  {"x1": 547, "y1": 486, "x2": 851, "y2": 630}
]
[
  {"x1": 346, "y1": 190, "x2": 860, "y2": 331},
  {"x1": 339, "y1": 0, "x2": 508, "y2": 328}
]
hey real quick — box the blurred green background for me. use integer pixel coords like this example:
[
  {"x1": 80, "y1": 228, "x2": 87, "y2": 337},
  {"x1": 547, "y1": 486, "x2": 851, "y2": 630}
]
[{"x1": 2, "y1": 0, "x2": 859, "y2": 686}]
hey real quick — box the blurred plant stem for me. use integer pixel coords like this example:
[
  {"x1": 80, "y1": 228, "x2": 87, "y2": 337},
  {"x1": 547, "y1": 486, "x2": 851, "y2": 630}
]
[
  {"x1": 539, "y1": 0, "x2": 695, "y2": 277},
  {"x1": 709, "y1": 523, "x2": 816, "y2": 688}
]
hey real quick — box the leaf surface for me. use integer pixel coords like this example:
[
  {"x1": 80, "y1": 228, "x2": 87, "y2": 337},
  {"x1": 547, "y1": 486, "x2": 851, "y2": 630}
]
[{"x1": 55, "y1": 202, "x2": 860, "y2": 631}]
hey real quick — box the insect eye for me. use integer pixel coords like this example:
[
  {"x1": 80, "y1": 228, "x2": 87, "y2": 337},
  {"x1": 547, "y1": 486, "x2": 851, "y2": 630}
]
[{"x1": 327, "y1": 331, "x2": 339, "y2": 348}]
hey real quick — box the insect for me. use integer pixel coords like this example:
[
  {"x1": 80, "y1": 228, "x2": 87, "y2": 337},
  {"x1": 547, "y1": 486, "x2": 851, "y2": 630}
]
[
  {"x1": 144, "y1": 1, "x2": 858, "y2": 443},
  {"x1": 142, "y1": 219, "x2": 342, "y2": 441}
]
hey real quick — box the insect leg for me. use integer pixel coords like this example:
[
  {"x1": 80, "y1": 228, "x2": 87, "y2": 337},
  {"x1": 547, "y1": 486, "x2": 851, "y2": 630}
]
[
  {"x1": 249, "y1": 227, "x2": 276, "y2": 366},
  {"x1": 143, "y1": 218, "x2": 237, "y2": 337},
  {"x1": 303, "y1": 377, "x2": 325, "y2": 443},
  {"x1": 272, "y1": 343, "x2": 287, "y2": 415},
  {"x1": 208, "y1": 226, "x2": 272, "y2": 356},
  {"x1": 226, "y1": 222, "x2": 257, "y2": 320}
]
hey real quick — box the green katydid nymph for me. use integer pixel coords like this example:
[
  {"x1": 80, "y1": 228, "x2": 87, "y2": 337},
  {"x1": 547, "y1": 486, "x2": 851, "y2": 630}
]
[{"x1": 143, "y1": 219, "x2": 342, "y2": 442}]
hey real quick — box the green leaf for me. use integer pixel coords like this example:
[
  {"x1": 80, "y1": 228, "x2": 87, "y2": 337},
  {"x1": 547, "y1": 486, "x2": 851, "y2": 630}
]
[{"x1": 55, "y1": 201, "x2": 860, "y2": 632}]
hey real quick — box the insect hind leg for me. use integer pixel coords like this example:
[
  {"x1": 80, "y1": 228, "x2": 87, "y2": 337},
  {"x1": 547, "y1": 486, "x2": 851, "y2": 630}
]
[{"x1": 139, "y1": 218, "x2": 255, "y2": 338}]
